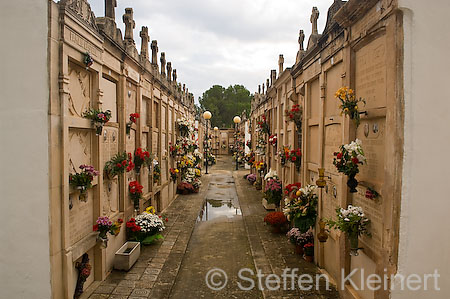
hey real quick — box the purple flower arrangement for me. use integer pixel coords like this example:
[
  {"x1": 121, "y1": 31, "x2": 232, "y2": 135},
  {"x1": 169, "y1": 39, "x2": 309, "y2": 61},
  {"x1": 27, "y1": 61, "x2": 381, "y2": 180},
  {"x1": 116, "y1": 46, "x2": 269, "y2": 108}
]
[{"x1": 247, "y1": 173, "x2": 257, "y2": 184}]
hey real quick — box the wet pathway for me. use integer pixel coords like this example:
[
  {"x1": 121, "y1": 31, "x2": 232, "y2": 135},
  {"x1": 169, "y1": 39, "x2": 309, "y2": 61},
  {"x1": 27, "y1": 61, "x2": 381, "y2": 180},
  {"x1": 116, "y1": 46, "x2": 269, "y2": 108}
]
[{"x1": 85, "y1": 156, "x2": 339, "y2": 299}]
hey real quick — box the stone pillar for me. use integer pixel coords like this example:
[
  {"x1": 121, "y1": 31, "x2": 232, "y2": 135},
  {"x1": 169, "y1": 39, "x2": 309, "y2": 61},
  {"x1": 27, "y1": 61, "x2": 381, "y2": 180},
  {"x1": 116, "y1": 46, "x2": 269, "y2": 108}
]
[
  {"x1": 311, "y1": 7, "x2": 319, "y2": 35},
  {"x1": 278, "y1": 54, "x2": 284, "y2": 75},
  {"x1": 160, "y1": 52, "x2": 166, "y2": 77},
  {"x1": 140, "y1": 26, "x2": 149, "y2": 60},
  {"x1": 123, "y1": 8, "x2": 135, "y2": 45},
  {"x1": 167, "y1": 62, "x2": 172, "y2": 82},
  {"x1": 172, "y1": 69, "x2": 177, "y2": 83},
  {"x1": 151, "y1": 40, "x2": 158, "y2": 65},
  {"x1": 105, "y1": 0, "x2": 117, "y2": 20}
]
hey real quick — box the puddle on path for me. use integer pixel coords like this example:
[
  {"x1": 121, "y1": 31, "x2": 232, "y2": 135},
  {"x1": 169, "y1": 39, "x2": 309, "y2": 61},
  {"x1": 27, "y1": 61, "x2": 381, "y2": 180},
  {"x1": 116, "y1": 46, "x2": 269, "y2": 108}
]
[{"x1": 197, "y1": 198, "x2": 242, "y2": 222}]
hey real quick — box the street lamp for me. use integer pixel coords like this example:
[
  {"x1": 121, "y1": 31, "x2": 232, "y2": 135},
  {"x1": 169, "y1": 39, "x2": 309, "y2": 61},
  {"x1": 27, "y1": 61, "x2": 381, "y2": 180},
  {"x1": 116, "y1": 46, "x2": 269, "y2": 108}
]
[
  {"x1": 214, "y1": 126, "x2": 219, "y2": 156},
  {"x1": 233, "y1": 116, "x2": 241, "y2": 170},
  {"x1": 203, "y1": 111, "x2": 212, "y2": 174}
]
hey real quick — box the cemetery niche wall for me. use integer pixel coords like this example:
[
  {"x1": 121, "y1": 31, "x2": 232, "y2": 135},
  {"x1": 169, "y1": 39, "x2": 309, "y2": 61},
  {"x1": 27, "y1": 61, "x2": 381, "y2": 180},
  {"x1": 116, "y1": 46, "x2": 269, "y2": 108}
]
[
  {"x1": 250, "y1": 1, "x2": 404, "y2": 298},
  {"x1": 48, "y1": 0, "x2": 198, "y2": 297}
]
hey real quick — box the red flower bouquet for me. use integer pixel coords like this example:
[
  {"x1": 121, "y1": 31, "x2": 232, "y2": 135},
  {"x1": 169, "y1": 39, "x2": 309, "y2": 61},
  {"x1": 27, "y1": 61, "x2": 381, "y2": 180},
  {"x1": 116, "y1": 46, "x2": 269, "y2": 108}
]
[
  {"x1": 288, "y1": 148, "x2": 302, "y2": 171},
  {"x1": 285, "y1": 104, "x2": 303, "y2": 131},
  {"x1": 126, "y1": 113, "x2": 140, "y2": 135},
  {"x1": 134, "y1": 148, "x2": 151, "y2": 174},
  {"x1": 129, "y1": 181, "x2": 143, "y2": 209},
  {"x1": 264, "y1": 212, "x2": 287, "y2": 228},
  {"x1": 104, "y1": 152, "x2": 132, "y2": 179}
]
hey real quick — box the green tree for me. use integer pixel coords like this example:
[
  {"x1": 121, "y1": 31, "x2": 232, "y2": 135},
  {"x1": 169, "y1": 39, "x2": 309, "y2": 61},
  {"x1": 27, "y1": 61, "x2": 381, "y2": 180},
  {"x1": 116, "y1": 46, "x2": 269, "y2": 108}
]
[{"x1": 198, "y1": 85, "x2": 252, "y2": 128}]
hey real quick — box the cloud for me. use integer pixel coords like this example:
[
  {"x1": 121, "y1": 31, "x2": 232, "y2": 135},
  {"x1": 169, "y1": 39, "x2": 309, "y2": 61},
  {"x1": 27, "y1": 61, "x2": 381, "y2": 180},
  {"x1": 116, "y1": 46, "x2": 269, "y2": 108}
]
[{"x1": 89, "y1": 0, "x2": 334, "y2": 103}]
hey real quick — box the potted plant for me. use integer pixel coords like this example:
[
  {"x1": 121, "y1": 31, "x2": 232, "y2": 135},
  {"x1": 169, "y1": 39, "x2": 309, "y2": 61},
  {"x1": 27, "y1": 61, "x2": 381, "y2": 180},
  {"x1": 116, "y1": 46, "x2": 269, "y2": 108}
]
[
  {"x1": 285, "y1": 104, "x2": 303, "y2": 131},
  {"x1": 126, "y1": 113, "x2": 139, "y2": 135},
  {"x1": 69, "y1": 164, "x2": 99, "y2": 202},
  {"x1": 246, "y1": 173, "x2": 257, "y2": 184},
  {"x1": 303, "y1": 242, "x2": 314, "y2": 262},
  {"x1": 283, "y1": 184, "x2": 318, "y2": 233},
  {"x1": 287, "y1": 228, "x2": 303, "y2": 255},
  {"x1": 128, "y1": 181, "x2": 143, "y2": 210},
  {"x1": 104, "y1": 152, "x2": 132, "y2": 180},
  {"x1": 268, "y1": 134, "x2": 277, "y2": 147},
  {"x1": 93, "y1": 216, "x2": 114, "y2": 248},
  {"x1": 327, "y1": 205, "x2": 371, "y2": 256},
  {"x1": 278, "y1": 146, "x2": 290, "y2": 166},
  {"x1": 177, "y1": 182, "x2": 195, "y2": 194},
  {"x1": 335, "y1": 87, "x2": 366, "y2": 127},
  {"x1": 82, "y1": 108, "x2": 111, "y2": 136},
  {"x1": 264, "y1": 211, "x2": 287, "y2": 233},
  {"x1": 333, "y1": 139, "x2": 366, "y2": 193},
  {"x1": 133, "y1": 148, "x2": 151, "y2": 174},
  {"x1": 169, "y1": 143, "x2": 180, "y2": 157},
  {"x1": 126, "y1": 209, "x2": 166, "y2": 245},
  {"x1": 287, "y1": 148, "x2": 302, "y2": 171},
  {"x1": 169, "y1": 168, "x2": 179, "y2": 182},
  {"x1": 152, "y1": 159, "x2": 161, "y2": 184},
  {"x1": 264, "y1": 177, "x2": 282, "y2": 208},
  {"x1": 257, "y1": 115, "x2": 270, "y2": 135}
]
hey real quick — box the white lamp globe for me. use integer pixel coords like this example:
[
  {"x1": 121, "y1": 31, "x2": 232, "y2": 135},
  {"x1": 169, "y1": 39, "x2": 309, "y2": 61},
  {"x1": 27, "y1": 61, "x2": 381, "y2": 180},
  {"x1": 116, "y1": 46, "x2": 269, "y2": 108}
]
[
  {"x1": 203, "y1": 111, "x2": 212, "y2": 120},
  {"x1": 233, "y1": 116, "x2": 241, "y2": 124},
  {"x1": 214, "y1": 126, "x2": 219, "y2": 131}
]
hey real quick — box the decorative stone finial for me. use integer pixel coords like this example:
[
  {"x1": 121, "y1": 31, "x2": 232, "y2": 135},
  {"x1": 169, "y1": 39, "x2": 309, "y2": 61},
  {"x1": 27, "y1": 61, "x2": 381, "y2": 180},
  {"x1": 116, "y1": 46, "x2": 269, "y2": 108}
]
[
  {"x1": 160, "y1": 52, "x2": 166, "y2": 77},
  {"x1": 271, "y1": 70, "x2": 277, "y2": 86},
  {"x1": 258, "y1": 85, "x2": 261, "y2": 94},
  {"x1": 278, "y1": 55, "x2": 284, "y2": 75},
  {"x1": 299, "y1": 30, "x2": 305, "y2": 51},
  {"x1": 167, "y1": 62, "x2": 172, "y2": 82},
  {"x1": 173, "y1": 69, "x2": 177, "y2": 83},
  {"x1": 266, "y1": 79, "x2": 270, "y2": 93},
  {"x1": 262, "y1": 83, "x2": 265, "y2": 94},
  {"x1": 311, "y1": 7, "x2": 320, "y2": 35},
  {"x1": 140, "y1": 26, "x2": 149, "y2": 60},
  {"x1": 123, "y1": 8, "x2": 135, "y2": 45},
  {"x1": 105, "y1": 0, "x2": 117, "y2": 20},
  {"x1": 151, "y1": 40, "x2": 158, "y2": 65}
]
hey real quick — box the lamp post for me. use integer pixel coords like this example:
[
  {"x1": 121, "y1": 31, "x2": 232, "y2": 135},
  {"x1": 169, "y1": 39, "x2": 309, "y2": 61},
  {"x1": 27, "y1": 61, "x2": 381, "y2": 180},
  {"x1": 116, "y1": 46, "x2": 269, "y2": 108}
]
[
  {"x1": 233, "y1": 116, "x2": 241, "y2": 171},
  {"x1": 214, "y1": 126, "x2": 219, "y2": 156},
  {"x1": 203, "y1": 111, "x2": 212, "y2": 174}
]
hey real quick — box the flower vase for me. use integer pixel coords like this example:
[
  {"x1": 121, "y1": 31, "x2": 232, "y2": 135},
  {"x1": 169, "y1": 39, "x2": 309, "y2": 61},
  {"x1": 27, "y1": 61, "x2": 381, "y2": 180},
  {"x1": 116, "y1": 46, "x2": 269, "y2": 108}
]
[
  {"x1": 133, "y1": 199, "x2": 139, "y2": 211},
  {"x1": 349, "y1": 233, "x2": 360, "y2": 256},
  {"x1": 135, "y1": 165, "x2": 141, "y2": 175},
  {"x1": 304, "y1": 255, "x2": 314, "y2": 263},
  {"x1": 97, "y1": 235, "x2": 108, "y2": 249},
  {"x1": 77, "y1": 187, "x2": 88, "y2": 202},
  {"x1": 126, "y1": 123, "x2": 131, "y2": 135},
  {"x1": 95, "y1": 124, "x2": 103, "y2": 136},
  {"x1": 295, "y1": 244, "x2": 304, "y2": 255},
  {"x1": 347, "y1": 174, "x2": 358, "y2": 193},
  {"x1": 317, "y1": 220, "x2": 329, "y2": 243}
]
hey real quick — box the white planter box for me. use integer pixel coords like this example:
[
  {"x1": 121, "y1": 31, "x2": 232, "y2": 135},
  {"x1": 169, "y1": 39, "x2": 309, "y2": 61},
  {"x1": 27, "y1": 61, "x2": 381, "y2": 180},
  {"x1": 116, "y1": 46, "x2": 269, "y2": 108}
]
[
  {"x1": 114, "y1": 241, "x2": 141, "y2": 271},
  {"x1": 262, "y1": 198, "x2": 276, "y2": 210}
]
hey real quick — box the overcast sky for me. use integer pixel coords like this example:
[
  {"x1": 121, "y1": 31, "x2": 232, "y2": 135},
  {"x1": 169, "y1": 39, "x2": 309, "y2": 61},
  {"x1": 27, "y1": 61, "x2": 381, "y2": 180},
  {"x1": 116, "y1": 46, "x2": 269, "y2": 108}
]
[{"x1": 90, "y1": 0, "x2": 334, "y2": 103}]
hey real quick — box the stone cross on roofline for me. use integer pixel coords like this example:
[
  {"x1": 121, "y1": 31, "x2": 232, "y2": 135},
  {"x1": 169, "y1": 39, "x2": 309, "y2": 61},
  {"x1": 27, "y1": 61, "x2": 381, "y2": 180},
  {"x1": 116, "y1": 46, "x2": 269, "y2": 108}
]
[
  {"x1": 311, "y1": 7, "x2": 320, "y2": 35},
  {"x1": 140, "y1": 26, "x2": 149, "y2": 60},
  {"x1": 151, "y1": 40, "x2": 158, "y2": 65},
  {"x1": 160, "y1": 52, "x2": 166, "y2": 77},
  {"x1": 105, "y1": 0, "x2": 117, "y2": 20},
  {"x1": 123, "y1": 8, "x2": 135, "y2": 45}
]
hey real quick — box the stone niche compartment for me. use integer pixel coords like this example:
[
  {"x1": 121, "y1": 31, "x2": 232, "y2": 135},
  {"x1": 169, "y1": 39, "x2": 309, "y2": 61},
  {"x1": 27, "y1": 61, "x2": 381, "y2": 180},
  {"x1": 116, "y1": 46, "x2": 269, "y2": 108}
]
[
  {"x1": 102, "y1": 127, "x2": 119, "y2": 214},
  {"x1": 353, "y1": 116, "x2": 386, "y2": 257},
  {"x1": 355, "y1": 35, "x2": 387, "y2": 109},
  {"x1": 68, "y1": 128, "x2": 94, "y2": 246},
  {"x1": 68, "y1": 62, "x2": 92, "y2": 118}
]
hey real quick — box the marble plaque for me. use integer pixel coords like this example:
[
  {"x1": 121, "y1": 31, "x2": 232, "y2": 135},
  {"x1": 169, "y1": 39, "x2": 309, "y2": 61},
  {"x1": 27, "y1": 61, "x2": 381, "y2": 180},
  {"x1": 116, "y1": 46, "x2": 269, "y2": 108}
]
[
  {"x1": 325, "y1": 63, "x2": 343, "y2": 117},
  {"x1": 102, "y1": 127, "x2": 119, "y2": 214},
  {"x1": 324, "y1": 124, "x2": 342, "y2": 175},
  {"x1": 308, "y1": 79, "x2": 320, "y2": 119},
  {"x1": 307, "y1": 125, "x2": 319, "y2": 164}
]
